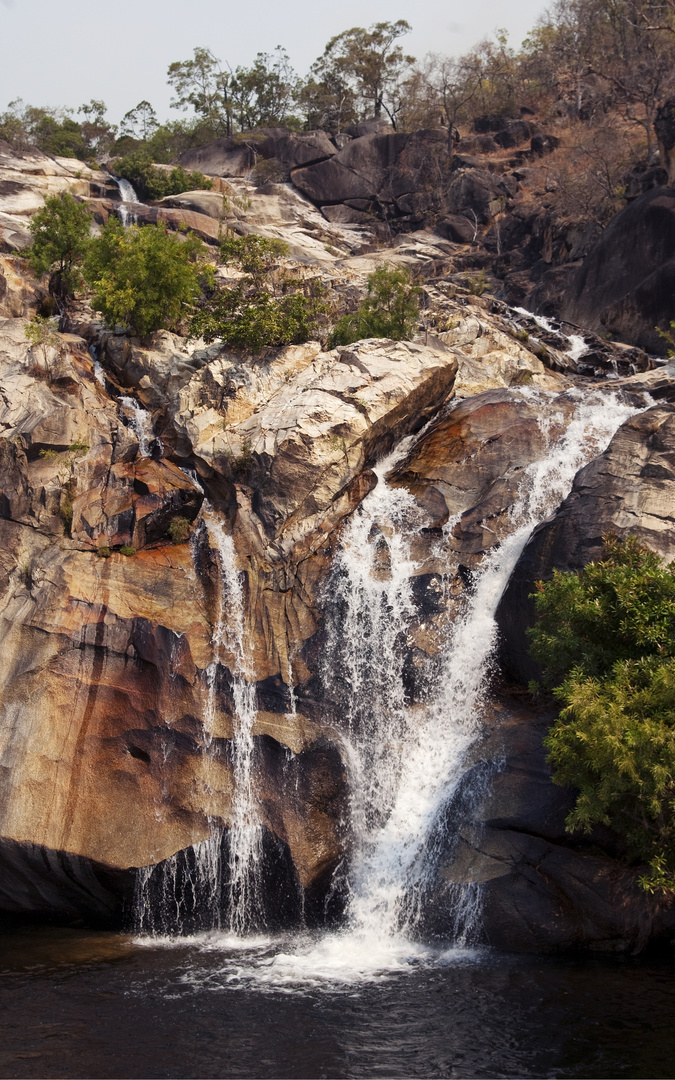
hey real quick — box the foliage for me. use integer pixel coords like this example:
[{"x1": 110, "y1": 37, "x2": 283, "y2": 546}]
[
  {"x1": 25, "y1": 315, "x2": 60, "y2": 372},
  {"x1": 464, "y1": 269, "x2": 489, "y2": 296},
  {"x1": 84, "y1": 218, "x2": 209, "y2": 335},
  {"x1": 529, "y1": 535, "x2": 675, "y2": 891},
  {"x1": 219, "y1": 234, "x2": 289, "y2": 283},
  {"x1": 329, "y1": 266, "x2": 421, "y2": 346},
  {"x1": 168, "y1": 516, "x2": 191, "y2": 543},
  {"x1": 27, "y1": 193, "x2": 93, "y2": 296},
  {"x1": 167, "y1": 45, "x2": 301, "y2": 136},
  {"x1": 191, "y1": 232, "x2": 327, "y2": 348},
  {"x1": 310, "y1": 21, "x2": 414, "y2": 128},
  {"x1": 96, "y1": 546, "x2": 112, "y2": 558},
  {"x1": 0, "y1": 98, "x2": 115, "y2": 158},
  {"x1": 113, "y1": 151, "x2": 213, "y2": 200},
  {"x1": 119, "y1": 545, "x2": 136, "y2": 556}
]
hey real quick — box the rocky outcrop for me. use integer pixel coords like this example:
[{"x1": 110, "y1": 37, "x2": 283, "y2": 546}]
[
  {"x1": 498, "y1": 402, "x2": 675, "y2": 684},
  {"x1": 559, "y1": 187, "x2": 675, "y2": 353}
]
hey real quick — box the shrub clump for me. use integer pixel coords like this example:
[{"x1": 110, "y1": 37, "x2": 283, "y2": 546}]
[
  {"x1": 84, "y1": 218, "x2": 210, "y2": 335},
  {"x1": 529, "y1": 535, "x2": 675, "y2": 892},
  {"x1": 167, "y1": 516, "x2": 191, "y2": 543},
  {"x1": 113, "y1": 152, "x2": 213, "y2": 200},
  {"x1": 119, "y1": 545, "x2": 136, "y2": 557},
  {"x1": 191, "y1": 233, "x2": 327, "y2": 349},
  {"x1": 329, "y1": 266, "x2": 421, "y2": 346},
  {"x1": 27, "y1": 192, "x2": 93, "y2": 297}
]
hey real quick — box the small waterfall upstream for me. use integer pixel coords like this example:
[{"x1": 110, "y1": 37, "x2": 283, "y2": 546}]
[
  {"x1": 135, "y1": 389, "x2": 643, "y2": 981},
  {"x1": 114, "y1": 176, "x2": 140, "y2": 226}
]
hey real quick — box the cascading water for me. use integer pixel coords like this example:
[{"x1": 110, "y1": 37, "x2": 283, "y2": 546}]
[
  {"x1": 202, "y1": 512, "x2": 262, "y2": 935},
  {"x1": 135, "y1": 388, "x2": 646, "y2": 983},
  {"x1": 114, "y1": 176, "x2": 140, "y2": 226},
  {"x1": 135, "y1": 506, "x2": 262, "y2": 936},
  {"x1": 120, "y1": 396, "x2": 154, "y2": 457}
]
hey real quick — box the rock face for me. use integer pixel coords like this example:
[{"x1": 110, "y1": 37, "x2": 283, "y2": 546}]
[
  {"x1": 559, "y1": 187, "x2": 675, "y2": 353},
  {"x1": 498, "y1": 402, "x2": 675, "y2": 685},
  {"x1": 0, "y1": 140, "x2": 674, "y2": 952}
]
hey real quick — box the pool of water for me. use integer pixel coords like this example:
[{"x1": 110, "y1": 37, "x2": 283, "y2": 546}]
[{"x1": 0, "y1": 921, "x2": 674, "y2": 1078}]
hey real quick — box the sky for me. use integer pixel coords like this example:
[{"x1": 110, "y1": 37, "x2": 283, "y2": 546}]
[{"x1": 0, "y1": 0, "x2": 552, "y2": 126}]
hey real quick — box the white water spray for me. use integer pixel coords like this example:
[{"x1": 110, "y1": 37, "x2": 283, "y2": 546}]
[
  {"x1": 203, "y1": 512, "x2": 262, "y2": 935},
  {"x1": 120, "y1": 396, "x2": 154, "y2": 457},
  {"x1": 114, "y1": 176, "x2": 140, "y2": 226}
]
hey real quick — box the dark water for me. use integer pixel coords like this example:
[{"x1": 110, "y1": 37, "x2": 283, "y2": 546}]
[{"x1": 0, "y1": 921, "x2": 674, "y2": 1079}]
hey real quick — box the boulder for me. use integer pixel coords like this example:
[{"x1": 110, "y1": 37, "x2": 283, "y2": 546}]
[
  {"x1": 436, "y1": 213, "x2": 476, "y2": 243},
  {"x1": 559, "y1": 186, "x2": 675, "y2": 353},
  {"x1": 176, "y1": 129, "x2": 336, "y2": 179},
  {"x1": 292, "y1": 129, "x2": 450, "y2": 212}
]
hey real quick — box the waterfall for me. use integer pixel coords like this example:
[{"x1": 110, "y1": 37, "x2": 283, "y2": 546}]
[
  {"x1": 135, "y1": 506, "x2": 262, "y2": 936},
  {"x1": 317, "y1": 389, "x2": 642, "y2": 959},
  {"x1": 134, "y1": 389, "x2": 644, "y2": 976},
  {"x1": 203, "y1": 512, "x2": 262, "y2": 935},
  {"x1": 114, "y1": 176, "x2": 140, "y2": 226},
  {"x1": 120, "y1": 396, "x2": 154, "y2": 457}
]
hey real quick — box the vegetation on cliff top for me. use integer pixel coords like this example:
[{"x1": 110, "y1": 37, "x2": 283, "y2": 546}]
[{"x1": 529, "y1": 535, "x2": 675, "y2": 893}]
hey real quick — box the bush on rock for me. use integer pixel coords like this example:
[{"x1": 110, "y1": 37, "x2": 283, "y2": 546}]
[
  {"x1": 113, "y1": 151, "x2": 213, "y2": 200},
  {"x1": 529, "y1": 535, "x2": 675, "y2": 892},
  {"x1": 329, "y1": 266, "x2": 421, "y2": 346},
  {"x1": 84, "y1": 219, "x2": 210, "y2": 335},
  {"x1": 191, "y1": 232, "x2": 328, "y2": 348},
  {"x1": 27, "y1": 192, "x2": 93, "y2": 297}
]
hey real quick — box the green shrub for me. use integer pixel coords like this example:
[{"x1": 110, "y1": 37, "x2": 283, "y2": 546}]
[
  {"x1": 96, "y1": 545, "x2": 112, "y2": 558},
  {"x1": 113, "y1": 151, "x2": 213, "y2": 201},
  {"x1": 329, "y1": 266, "x2": 421, "y2": 347},
  {"x1": 27, "y1": 193, "x2": 92, "y2": 296},
  {"x1": 120, "y1": 545, "x2": 136, "y2": 556},
  {"x1": 60, "y1": 495, "x2": 73, "y2": 534},
  {"x1": 529, "y1": 535, "x2": 675, "y2": 892},
  {"x1": 84, "y1": 218, "x2": 210, "y2": 335},
  {"x1": 168, "y1": 516, "x2": 191, "y2": 543},
  {"x1": 191, "y1": 232, "x2": 326, "y2": 349},
  {"x1": 464, "y1": 268, "x2": 489, "y2": 296}
]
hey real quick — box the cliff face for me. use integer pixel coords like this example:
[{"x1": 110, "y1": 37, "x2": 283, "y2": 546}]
[{"x1": 0, "y1": 145, "x2": 673, "y2": 950}]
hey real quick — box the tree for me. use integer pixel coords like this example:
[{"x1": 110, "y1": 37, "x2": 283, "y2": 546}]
[
  {"x1": 311, "y1": 21, "x2": 415, "y2": 126},
  {"x1": 229, "y1": 48, "x2": 301, "y2": 130},
  {"x1": 167, "y1": 47, "x2": 233, "y2": 136},
  {"x1": 120, "y1": 100, "x2": 159, "y2": 142},
  {"x1": 529, "y1": 535, "x2": 675, "y2": 891},
  {"x1": 24, "y1": 315, "x2": 61, "y2": 376},
  {"x1": 84, "y1": 219, "x2": 209, "y2": 335},
  {"x1": 77, "y1": 99, "x2": 116, "y2": 155},
  {"x1": 329, "y1": 266, "x2": 421, "y2": 345},
  {"x1": 190, "y1": 233, "x2": 327, "y2": 348},
  {"x1": 27, "y1": 192, "x2": 93, "y2": 297}
]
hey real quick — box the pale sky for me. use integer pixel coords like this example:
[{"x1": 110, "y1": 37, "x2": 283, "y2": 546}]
[{"x1": 0, "y1": 0, "x2": 552, "y2": 125}]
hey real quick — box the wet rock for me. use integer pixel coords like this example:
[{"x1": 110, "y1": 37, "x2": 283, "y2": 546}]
[{"x1": 498, "y1": 402, "x2": 675, "y2": 685}]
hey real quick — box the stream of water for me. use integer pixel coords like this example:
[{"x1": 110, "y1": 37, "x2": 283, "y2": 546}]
[{"x1": 131, "y1": 388, "x2": 642, "y2": 990}]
